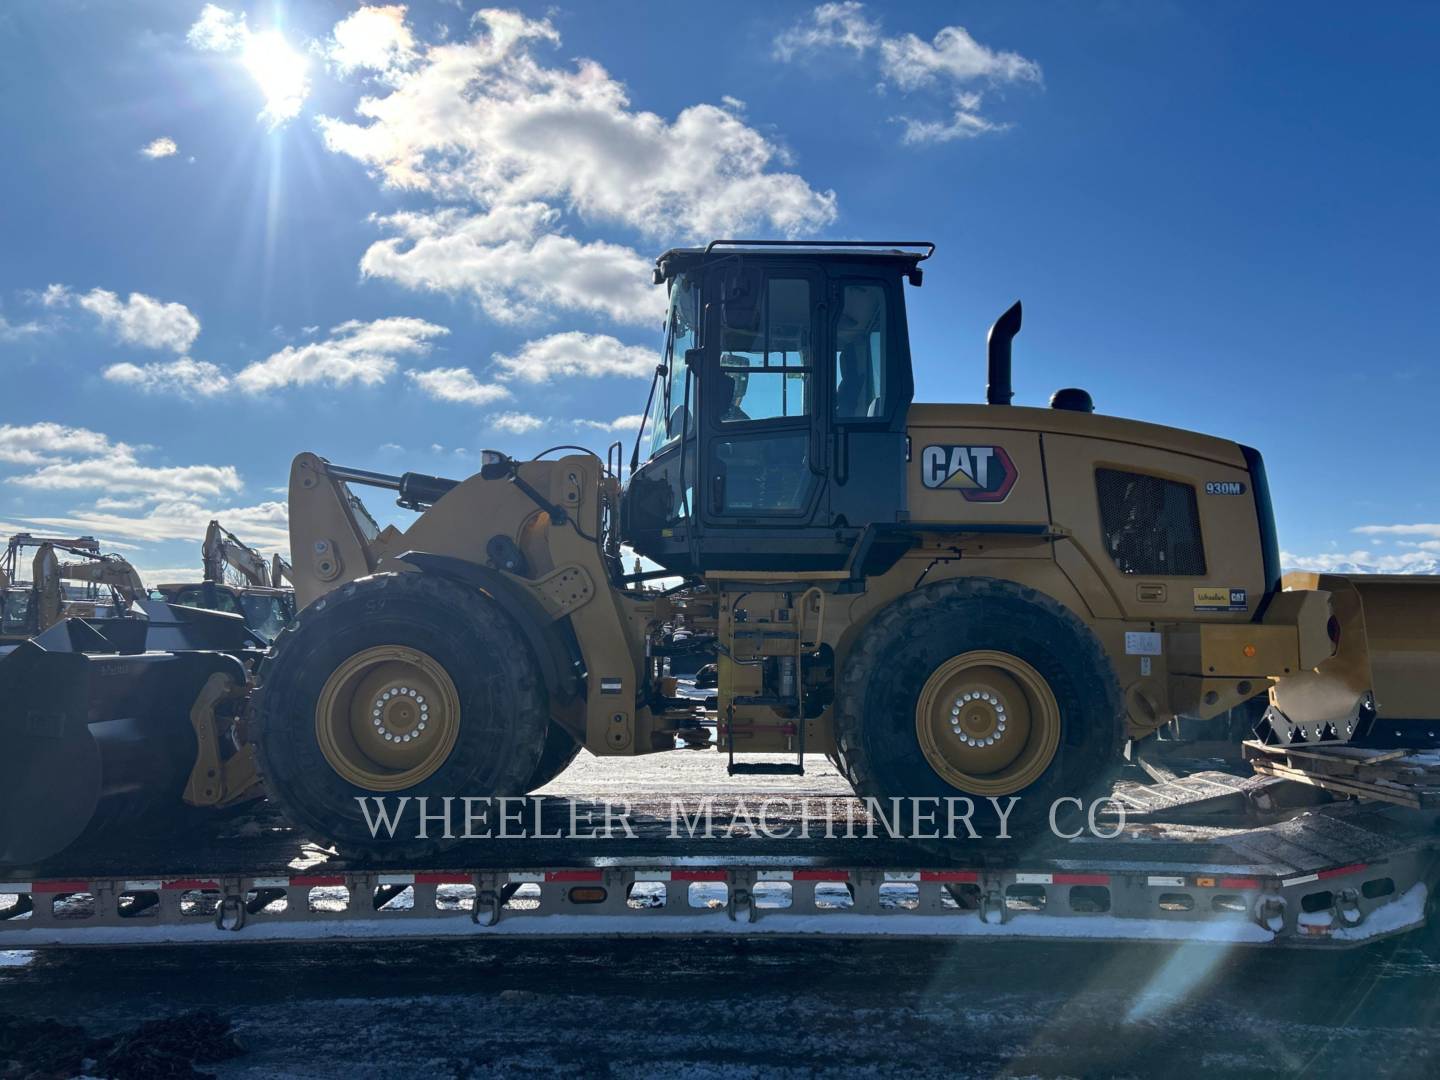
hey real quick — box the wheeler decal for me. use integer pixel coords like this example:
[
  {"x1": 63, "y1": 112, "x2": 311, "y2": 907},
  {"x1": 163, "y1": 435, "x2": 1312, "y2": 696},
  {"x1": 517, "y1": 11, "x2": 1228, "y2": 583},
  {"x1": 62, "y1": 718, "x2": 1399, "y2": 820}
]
[
  {"x1": 1193, "y1": 587, "x2": 1248, "y2": 613},
  {"x1": 919, "y1": 445, "x2": 1017, "y2": 502}
]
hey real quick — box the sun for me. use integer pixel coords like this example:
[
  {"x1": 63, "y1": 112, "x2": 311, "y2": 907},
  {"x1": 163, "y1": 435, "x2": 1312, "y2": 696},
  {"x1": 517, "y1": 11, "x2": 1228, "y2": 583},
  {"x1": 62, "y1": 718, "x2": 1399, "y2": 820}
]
[{"x1": 241, "y1": 29, "x2": 309, "y2": 128}]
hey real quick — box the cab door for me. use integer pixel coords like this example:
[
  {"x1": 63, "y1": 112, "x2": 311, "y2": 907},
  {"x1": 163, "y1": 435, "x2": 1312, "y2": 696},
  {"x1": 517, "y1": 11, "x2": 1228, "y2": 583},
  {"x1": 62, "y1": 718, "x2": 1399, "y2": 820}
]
[
  {"x1": 699, "y1": 268, "x2": 825, "y2": 528},
  {"x1": 826, "y1": 274, "x2": 912, "y2": 530}
]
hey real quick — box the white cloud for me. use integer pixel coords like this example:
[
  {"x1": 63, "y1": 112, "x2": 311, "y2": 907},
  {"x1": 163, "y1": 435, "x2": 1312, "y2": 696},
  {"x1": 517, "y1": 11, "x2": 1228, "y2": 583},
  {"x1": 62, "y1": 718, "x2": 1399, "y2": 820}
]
[
  {"x1": 327, "y1": 4, "x2": 416, "y2": 76},
  {"x1": 900, "y1": 92, "x2": 1006, "y2": 144},
  {"x1": 361, "y1": 205, "x2": 660, "y2": 326},
  {"x1": 318, "y1": 10, "x2": 836, "y2": 239},
  {"x1": 878, "y1": 25, "x2": 1041, "y2": 92},
  {"x1": 141, "y1": 136, "x2": 178, "y2": 159},
  {"x1": 187, "y1": 4, "x2": 248, "y2": 53},
  {"x1": 0, "y1": 420, "x2": 284, "y2": 558},
  {"x1": 490, "y1": 411, "x2": 545, "y2": 434},
  {"x1": 774, "y1": 4, "x2": 1040, "y2": 144},
  {"x1": 0, "y1": 314, "x2": 43, "y2": 340},
  {"x1": 234, "y1": 316, "x2": 449, "y2": 392},
  {"x1": 74, "y1": 287, "x2": 200, "y2": 353},
  {"x1": 39, "y1": 284, "x2": 71, "y2": 308},
  {"x1": 12, "y1": 451, "x2": 242, "y2": 502},
  {"x1": 405, "y1": 365, "x2": 510, "y2": 405},
  {"x1": 0, "y1": 422, "x2": 112, "y2": 466},
  {"x1": 1282, "y1": 549, "x2": 1440, "y2": 575},
  {"x1": 1282, "y1": 523, "x2": 1440, "y2": 574},
  {"x1": 316, "y1": 6, "x2": 834, "y2": 323},
  {"x1": 103, "y1": 357, "x2": 232, "y2": 397},
  {"x1": 773, "y1": 2, "x2": 879, "y2": 60},
  {"x1": 577, "y1": 414, "x2": 644, "y2": 432},
  {"x1": 492, "y1": 331, "x2": 657, "y2": 383},
  {"x1": 1352, "y1": 523, "x2": 1440, "y2": 538},
  {"x1": 28, "y1": 499, "x2": 288, "y2": 550}
]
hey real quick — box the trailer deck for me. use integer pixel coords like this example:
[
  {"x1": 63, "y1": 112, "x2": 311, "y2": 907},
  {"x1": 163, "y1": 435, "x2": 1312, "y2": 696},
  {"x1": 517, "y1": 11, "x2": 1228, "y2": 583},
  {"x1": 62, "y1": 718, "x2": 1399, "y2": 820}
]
[{"x1": 3, "y1": 759, "x2": 1435, "y2": 949}]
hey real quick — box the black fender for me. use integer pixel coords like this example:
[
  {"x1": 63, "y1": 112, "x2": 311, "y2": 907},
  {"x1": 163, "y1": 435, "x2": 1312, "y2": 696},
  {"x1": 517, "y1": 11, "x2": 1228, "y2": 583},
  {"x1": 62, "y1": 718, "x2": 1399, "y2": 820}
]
[{"x1": 392, "y1": 551, "x2": 585, "y2": 704}]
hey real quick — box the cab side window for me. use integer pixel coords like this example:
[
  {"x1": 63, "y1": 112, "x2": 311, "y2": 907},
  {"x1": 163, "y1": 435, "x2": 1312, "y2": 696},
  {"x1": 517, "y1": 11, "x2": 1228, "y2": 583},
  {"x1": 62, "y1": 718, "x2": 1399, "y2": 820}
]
[
  {"x1": 720, "y1": 278, "x2": 812, "y2": 423},
  {"x1": 834, "y1": 284, "x2": 887, "y2": 419}
]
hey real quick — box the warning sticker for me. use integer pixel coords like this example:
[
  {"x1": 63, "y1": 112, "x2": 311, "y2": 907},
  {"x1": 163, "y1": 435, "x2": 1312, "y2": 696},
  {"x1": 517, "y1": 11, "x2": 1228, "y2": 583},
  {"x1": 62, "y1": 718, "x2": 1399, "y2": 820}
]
[
  {"x1": 1193, "y1": 587, "x2": 1248, "y2": 613},
  {"x1": 1124, "y1": 631, "x2": 1162, "y2": 656}
]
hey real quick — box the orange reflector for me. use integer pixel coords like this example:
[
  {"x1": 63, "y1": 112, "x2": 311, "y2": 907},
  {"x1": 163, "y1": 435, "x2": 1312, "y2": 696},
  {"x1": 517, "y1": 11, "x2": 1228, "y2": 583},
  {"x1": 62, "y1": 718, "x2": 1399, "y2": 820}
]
[
  {"x1": 1243, "y1": 644, "x2": 1257, "y2": 658},
  {"x1": 1194, "y1": 876, "x2": 1216, "y2": 888},
  {"x1": 568, "y1": 887, "x2": 608, "y2": 904}
]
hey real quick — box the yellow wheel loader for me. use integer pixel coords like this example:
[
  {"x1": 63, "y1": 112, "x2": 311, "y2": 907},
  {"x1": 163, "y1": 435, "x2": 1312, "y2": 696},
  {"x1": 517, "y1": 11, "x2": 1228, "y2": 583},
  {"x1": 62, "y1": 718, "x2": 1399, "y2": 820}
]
[{"x1": 3, "y1": 240, "x2": 1436, "y2": 866}]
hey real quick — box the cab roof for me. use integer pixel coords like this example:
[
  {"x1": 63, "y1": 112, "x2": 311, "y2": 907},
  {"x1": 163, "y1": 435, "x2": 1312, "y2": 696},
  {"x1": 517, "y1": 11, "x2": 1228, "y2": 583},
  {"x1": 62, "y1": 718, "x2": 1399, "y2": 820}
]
[{"x1": 654, "y1": 240, "x2": 934, "y2": 283}]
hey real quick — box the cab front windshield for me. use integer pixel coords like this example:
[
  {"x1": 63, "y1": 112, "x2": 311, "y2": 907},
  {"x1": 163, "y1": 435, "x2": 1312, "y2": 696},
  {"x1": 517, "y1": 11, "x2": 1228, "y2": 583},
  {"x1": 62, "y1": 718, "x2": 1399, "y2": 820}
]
[{"x1": 644, "y1": 273, "x2": 698, "y2": 460}]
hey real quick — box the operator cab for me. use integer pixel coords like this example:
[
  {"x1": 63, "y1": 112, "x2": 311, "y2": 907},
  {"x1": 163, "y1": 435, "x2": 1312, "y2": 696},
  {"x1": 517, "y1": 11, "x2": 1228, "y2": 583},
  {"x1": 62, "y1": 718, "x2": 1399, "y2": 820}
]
[{"x1": 623, "y1": 241, "x2": 929, "y2": 574}]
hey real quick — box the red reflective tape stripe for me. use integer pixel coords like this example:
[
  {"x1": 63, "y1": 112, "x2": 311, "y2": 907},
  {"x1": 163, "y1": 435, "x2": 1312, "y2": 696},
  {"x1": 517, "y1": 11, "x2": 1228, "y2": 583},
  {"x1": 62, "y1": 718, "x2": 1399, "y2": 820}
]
[
  {"x1": 291, "y1": 875, "x2": 347, "y2": 887},
  {"x1": 545, "y1": 870, "x2": 603, "y2": 882},
  {"x1": 1318, "y1": 863, "x2": 1368, "y2": 880},
  {"x1": 671, "y1": 869, "x2": 728, "y2": 881},
  {"x1": 31, "y1": 881, "x2": 90, "y2": 894},
  {"x1": 415, "y1": 872, "x2": 472, "y2": 885},
  {"x1": 162, "y1": 879, "x2": 219, "y2": 891},
  {"x1": 1219, "y1": 877, "x2": 1261, "y2": 889},
  {"x1": 1054, "y1": 873, "x2": 1111, "y2": 886},
  {"x1": 920, "y1": 871, "x2": 978, "y2": 883},
  {"x1": 793, "y1": 870, "x2": 850, "y2": 881}
]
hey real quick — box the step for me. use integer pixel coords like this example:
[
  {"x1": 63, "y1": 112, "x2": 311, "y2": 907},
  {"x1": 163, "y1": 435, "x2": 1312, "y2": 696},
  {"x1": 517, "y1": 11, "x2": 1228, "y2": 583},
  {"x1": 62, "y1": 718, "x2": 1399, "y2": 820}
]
[{"x1": 726, "y1": 762, "x2": 806, "y2": 777}]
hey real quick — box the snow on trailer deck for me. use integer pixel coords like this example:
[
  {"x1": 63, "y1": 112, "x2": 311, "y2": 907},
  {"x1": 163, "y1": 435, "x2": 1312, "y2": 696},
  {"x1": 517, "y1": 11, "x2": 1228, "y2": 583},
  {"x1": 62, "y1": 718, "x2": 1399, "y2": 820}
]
[{"x1": 2, "y1": 753, "x2": 1436, "y2": 950}]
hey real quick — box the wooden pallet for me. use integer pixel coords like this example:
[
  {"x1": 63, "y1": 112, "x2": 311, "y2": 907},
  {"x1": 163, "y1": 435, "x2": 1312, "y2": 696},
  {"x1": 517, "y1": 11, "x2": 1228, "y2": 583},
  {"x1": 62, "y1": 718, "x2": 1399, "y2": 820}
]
[{"x1": 1243, "y1": 740, "x2": 1440, "y2": 809}]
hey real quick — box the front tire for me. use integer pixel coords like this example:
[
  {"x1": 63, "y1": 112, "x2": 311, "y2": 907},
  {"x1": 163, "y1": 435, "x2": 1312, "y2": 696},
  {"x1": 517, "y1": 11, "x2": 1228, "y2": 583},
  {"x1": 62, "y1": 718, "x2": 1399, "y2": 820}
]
[
  {"x1": 834, "y1": 577, "x2": 1123, "y2": 847},
  {"x1": 252, "y1": 572, "x2": 549, "y2": 859},
  {"x1": 523, "y1": 723, "x2": 583, "y2": 792}
]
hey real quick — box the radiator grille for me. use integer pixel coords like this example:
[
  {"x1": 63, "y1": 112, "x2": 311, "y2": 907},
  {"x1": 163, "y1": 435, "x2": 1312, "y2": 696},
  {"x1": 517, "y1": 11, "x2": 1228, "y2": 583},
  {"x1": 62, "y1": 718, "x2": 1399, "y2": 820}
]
[{"x1": 1096, "y1": 468, "x2": 1206, "y2": 576}]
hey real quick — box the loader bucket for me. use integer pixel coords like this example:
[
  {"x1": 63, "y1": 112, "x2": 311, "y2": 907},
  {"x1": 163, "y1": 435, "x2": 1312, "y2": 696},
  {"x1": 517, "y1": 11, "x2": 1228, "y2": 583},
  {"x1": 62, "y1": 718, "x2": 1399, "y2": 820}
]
[
  {"x1": 0, "y1": 603, "x2": 257, "y2": 869},
  {"x1": 1261, "y1": 574, "x2": 1440, "y2": 748}
]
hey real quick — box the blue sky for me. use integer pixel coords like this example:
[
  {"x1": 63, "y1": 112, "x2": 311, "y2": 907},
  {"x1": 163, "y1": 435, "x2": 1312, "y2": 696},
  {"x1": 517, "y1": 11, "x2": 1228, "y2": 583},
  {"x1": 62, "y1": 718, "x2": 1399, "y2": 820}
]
[{"x1": 1, "y1": 1, "x2": 1437, "y2": 580}]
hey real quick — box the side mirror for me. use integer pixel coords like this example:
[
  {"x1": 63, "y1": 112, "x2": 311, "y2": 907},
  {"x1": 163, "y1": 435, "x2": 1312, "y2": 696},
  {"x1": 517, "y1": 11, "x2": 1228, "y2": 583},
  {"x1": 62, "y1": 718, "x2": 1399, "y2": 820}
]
[{"x1": 684, "y1": 346, "x2": 704, "y2": 368}]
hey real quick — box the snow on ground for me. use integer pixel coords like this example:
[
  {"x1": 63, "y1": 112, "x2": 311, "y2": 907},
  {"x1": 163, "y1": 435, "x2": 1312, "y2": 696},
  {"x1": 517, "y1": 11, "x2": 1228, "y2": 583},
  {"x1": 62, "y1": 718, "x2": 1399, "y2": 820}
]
[{"x1": 534, "y1": 751, "x2": 854, "y2": 796}]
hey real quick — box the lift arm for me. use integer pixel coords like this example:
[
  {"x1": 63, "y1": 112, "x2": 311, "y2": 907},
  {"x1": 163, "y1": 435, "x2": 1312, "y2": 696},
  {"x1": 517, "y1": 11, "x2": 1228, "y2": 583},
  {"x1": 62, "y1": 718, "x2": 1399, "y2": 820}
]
[{"x1": 203, "y1": 520, "x2": 272, "y2": 587}]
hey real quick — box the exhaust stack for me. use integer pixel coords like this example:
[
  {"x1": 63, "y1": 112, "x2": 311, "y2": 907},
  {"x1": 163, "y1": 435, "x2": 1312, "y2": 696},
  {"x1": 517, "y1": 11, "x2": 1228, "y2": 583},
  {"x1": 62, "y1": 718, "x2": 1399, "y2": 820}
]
[{"x1": 986, "y1": 300, "x2": 1022, "y2": 406}]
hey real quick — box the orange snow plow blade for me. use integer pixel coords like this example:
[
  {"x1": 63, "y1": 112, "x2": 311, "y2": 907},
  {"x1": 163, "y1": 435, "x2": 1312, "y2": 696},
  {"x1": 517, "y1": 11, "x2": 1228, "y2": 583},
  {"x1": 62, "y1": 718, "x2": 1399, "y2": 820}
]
[{"x1": 1259, "y1": 573, "x2": 1440, "y2": 748}]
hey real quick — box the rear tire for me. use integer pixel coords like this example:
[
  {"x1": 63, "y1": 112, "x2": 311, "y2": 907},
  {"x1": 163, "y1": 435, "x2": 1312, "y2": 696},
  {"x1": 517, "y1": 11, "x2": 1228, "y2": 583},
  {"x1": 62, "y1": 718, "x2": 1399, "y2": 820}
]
[
  {"x1": 252, "y1": 572, "x2": 549, "y2": 860},
  {"x1": 835, "y1": 577, "x2": 1123, "y2": 850}
]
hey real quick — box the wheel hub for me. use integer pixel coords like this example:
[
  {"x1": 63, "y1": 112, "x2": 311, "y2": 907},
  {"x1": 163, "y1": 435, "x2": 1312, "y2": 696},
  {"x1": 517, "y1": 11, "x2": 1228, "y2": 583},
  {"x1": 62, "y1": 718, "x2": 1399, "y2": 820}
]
[
  {"x1": 371, "y1": 686, "x2": 429, "y2": 743},
  {"x1": 315, "y1": 646, "x2": 461, "y2": 791},
  {"x1": 915, "y1": 650, "x2": 1060, "y2": 796}
]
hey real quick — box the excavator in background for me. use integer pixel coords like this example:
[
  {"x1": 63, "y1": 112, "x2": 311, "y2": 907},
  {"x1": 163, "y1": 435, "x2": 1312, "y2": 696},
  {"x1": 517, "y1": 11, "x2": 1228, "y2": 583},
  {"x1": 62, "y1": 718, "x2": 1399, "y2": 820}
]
[
  {"x1": 3, "y1": 240, "x2": 1438, "y2": 873},
  {"x1": 0, "y1": 535, "x2": 145, "y2": 645},
  {"x1": 151, "y1": 521, "x2": 296, "y2": 643}
]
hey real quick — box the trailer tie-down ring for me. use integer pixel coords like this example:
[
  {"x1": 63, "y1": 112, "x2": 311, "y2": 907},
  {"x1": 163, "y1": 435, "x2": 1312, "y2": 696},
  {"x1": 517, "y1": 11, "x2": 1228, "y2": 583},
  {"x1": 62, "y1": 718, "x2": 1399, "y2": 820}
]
[
  {"x1": 215, "y1": 893, "x2": 247, "y2": 932},
  {"x1": 473, "y1": 889, "x2": 502, "y2": 927}
]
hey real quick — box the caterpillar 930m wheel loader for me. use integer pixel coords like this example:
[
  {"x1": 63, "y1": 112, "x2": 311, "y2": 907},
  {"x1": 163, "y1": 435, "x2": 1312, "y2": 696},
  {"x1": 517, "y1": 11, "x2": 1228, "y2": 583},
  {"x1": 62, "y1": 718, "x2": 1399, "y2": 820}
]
[
  {"x1": 244, "y1": 238, "x2": 1381, "y2": 856},
  {"x1": 4, "y1": 239, "x2": 1436, "y2": 868}
]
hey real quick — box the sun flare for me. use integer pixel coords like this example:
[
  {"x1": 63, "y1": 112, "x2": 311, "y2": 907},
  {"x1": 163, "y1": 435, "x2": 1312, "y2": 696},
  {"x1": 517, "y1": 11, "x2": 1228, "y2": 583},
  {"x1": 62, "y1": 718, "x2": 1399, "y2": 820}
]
[{"x1": 241, "y1": 29, "x2": 309, "y2": 127}]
